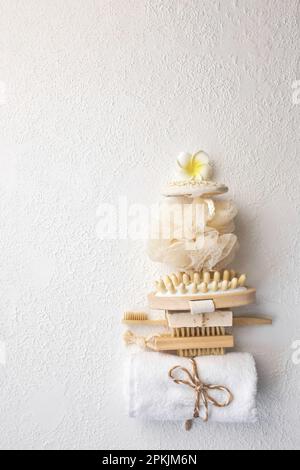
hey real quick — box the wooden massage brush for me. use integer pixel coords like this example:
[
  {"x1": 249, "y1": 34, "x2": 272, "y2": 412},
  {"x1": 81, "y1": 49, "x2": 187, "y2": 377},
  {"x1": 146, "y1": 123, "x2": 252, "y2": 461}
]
[
  {"x1": 123, "y1": 329, "x2": 233, "y2": 354},
  {"x1": 148, "y1": 269, "x2": 256, "y2": 311},
  {"x1": 171, "y1": 326, "x2": 228, "y2": 357},
  {"x1": 123, "y1": 269, "x2": 272, "y2": 357}
]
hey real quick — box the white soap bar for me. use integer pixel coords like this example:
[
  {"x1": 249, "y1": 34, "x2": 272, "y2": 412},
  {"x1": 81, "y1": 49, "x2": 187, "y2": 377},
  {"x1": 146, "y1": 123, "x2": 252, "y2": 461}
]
[
  {"x1": 167, "y1": 311, "x2": 233, "y2": 328},
  {"x1": 189, "y1": 299, "x2": 215, "y2": 315}
]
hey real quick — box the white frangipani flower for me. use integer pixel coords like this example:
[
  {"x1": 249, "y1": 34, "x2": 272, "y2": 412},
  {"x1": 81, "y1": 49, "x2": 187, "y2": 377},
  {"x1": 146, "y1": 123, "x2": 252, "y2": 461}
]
[{"x1": 177, "y1": 151, "x2": 213, "y2": 180}]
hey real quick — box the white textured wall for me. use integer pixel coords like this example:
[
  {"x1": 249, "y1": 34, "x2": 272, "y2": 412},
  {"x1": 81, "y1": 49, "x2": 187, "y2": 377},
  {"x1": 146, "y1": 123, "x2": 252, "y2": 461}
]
[{"x1": 0, "y1": 0, "x2": 300, "y2": 450}]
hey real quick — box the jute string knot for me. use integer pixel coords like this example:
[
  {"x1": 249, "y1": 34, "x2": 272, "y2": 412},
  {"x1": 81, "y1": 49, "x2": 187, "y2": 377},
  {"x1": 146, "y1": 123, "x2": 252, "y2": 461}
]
[
  {"x1": 169, "y1": 358, "x2": 234, "y2": 431},
  {"x1": 123, "y1": 330, "x2": 148, "y2": 349}
]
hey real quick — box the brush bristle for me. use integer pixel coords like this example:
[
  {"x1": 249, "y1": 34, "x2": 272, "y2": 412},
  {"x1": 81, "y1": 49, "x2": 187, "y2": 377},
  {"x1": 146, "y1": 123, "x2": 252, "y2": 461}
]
[
  {"x1": 155, "y1": 270, "x2": 247, "y2": 295},
  {"x1": 123, "y1": 312, "x2": 149, "y2": 321},
  {"x1": 175, "y1": 326, "x2": 227, "y2": 357}
]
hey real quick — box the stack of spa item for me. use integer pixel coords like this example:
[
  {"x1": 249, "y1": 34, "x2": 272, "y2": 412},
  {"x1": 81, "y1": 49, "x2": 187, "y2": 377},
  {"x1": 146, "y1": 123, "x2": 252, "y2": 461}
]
[{"x1": 123, "y1": 152, "x2": 272, "y2": 427}]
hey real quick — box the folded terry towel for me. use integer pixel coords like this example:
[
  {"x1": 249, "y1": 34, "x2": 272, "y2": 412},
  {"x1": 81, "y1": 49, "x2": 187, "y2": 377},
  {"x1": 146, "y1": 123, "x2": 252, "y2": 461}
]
[{"x1": 126, "y1": 352, "x2": 258, "y2": 424}]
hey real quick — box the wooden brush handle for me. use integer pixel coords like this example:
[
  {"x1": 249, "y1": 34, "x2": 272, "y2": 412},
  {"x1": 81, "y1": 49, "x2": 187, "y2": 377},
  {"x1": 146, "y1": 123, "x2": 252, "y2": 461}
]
[{"x1": 233, "y1": 316, "x2": 273, "y2": 327}]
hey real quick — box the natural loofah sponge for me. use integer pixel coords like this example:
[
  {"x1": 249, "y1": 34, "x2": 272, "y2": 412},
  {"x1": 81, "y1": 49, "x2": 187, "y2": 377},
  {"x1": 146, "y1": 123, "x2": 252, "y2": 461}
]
[{"x1": 148, "y1": 197, "x2": 239, "y2": 271}]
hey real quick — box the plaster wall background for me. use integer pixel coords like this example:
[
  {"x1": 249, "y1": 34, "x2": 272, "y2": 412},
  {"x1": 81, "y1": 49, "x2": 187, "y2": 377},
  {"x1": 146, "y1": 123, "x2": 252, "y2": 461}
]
[{"x1": 0, "y1": 0, "x2": 300, "y2": 450}]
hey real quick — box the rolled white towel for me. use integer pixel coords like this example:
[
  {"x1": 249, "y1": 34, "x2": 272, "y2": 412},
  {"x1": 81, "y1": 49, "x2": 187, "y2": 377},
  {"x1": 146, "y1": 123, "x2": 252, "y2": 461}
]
[{"x1": 125, "y1": 352, "x2": 258, "y2": 424}]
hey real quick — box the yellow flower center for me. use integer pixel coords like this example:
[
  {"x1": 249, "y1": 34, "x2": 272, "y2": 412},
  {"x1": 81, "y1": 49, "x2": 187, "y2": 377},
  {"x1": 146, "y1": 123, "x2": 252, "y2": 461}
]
[{"x1": 185, "y1": 157, "x2": 204, "y2": 178}]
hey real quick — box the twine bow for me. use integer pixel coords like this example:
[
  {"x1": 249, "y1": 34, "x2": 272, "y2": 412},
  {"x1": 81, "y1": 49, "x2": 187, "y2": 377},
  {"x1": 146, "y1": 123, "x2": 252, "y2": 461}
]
[{"x1": 169, "y1": 358, "x2": 234, "y2": 431}]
